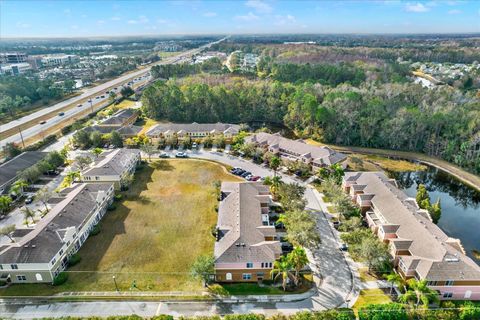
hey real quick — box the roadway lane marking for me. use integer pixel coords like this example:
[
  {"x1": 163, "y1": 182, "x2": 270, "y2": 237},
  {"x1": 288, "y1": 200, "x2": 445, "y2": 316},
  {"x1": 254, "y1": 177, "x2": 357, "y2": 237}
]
[{"x1": 155, "y1": 302, "x2": 162, "y2": 316}]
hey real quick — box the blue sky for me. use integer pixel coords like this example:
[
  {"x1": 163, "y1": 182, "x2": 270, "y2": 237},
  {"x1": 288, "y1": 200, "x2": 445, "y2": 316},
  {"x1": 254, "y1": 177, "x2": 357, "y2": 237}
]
[{"x1": 1, "y1": 0, "x2": 479, "y2": 38}]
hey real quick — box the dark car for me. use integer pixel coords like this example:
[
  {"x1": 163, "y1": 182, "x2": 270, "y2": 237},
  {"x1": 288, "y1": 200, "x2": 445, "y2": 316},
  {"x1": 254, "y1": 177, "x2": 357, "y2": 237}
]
[
  {"x1": 77, "y1": 103, "x2": 83, "y2": 107},
  {"x1": 230, "y1": 167, "x2": 241, "y2": 174},
  {"x1": 159, "y1": 152, "x2": 170, "y2": 158},
  {"x1": 39, "y1": 120, "x2": 46, "y2": 125},
  {"x1": 339, "y1": 243, "x2": 348, "y2": 251},
  {"x1": 233, "y1": 169, "x2": 245, "y2": 175},
  {"x1": 241, "y1": 171, "x2": 252, "y2": 178},
  {"x1": 333, "y1": 221, "x2": 341, "y2": 229},
  {"x1": 58, "y1": 112, "x2": 65, "y2": 116},
  {"x1": 25, "y1": 196, "x2": 34, "y2": 204}
]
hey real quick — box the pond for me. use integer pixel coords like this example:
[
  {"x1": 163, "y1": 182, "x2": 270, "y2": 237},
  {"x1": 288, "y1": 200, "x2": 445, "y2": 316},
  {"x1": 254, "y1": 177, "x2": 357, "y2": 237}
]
[{"x1": 389, "y1": 166, "x2": 480, "y2": 262}]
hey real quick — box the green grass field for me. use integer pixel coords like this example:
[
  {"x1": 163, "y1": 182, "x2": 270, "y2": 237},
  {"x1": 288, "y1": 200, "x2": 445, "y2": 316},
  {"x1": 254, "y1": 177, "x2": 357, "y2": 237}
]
[
  {"x1": 353, "y1": 288, "x2": 392, "y2": 315},
  {"x1": 0, "y1": 159, "x2": 241, "y2": 296}
]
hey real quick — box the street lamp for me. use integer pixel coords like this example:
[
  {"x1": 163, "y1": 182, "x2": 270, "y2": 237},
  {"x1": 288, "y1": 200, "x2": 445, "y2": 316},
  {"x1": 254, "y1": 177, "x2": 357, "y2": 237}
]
[
  {"x1": 88, "y1": 99, "x2": 94, "y2": 114},
  {"x1": 112, "y1": 275, "x2": 119, "y2": 292}
]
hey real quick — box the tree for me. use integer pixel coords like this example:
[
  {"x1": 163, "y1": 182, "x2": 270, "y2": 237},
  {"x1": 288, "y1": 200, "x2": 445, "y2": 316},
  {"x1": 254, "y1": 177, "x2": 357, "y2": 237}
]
[
  {"x1": 287, "y1": 247, "x2": 309, "y2": 286},
  {"x1": 140, "y1": 143, "x2": 156, "y2": 162},
  {"x1": 358, "y1": 303, "x2": 408, "y2": 320},
  {"x1": 90, "y1": 131, "x2": 104, "y2": 148},
  {"x1": 65, "y1": 171, "x2": 81, "y2": 186},
  {"x1": 73, "y1": 130, "x2": 91, "y2": 149},
  {"x1": 110, "y1": 130, "x2": 123, "y2": 148},
  {"x1": 271, "y1": 255, "x2": 295, "y2": 291},
  {"x1": 0, "y1": 224, "x2": 16, "y2": 242},
  {"x1": 428, "y1": 198, "x2": 442, "y2": 224},
  {"x1": 399, "y1": 279, "x2": 439, "y2": 308},
  {"x1": 3, "y1": 142, "x2": 22, "y2": 159},
  {"x1": 92, "y1": 147, "x2": 103, "y2": 158},
  {"x1": 416, "y1": 184, "x2": 430, "y2": 209},
  {"x1": 384, "y1": 272, "x2": 403, "y2": 294},
  {"x1": 280, "y1": 210, "x2": 321, "y2": 249},
  {"x1": 109, "y1": 91, "x2": 117, "y2": 102},
  {"x1": 459, "y1": 301, "x2": 480, "y2": 320},
  {"x1": 35, "y1": 187, "x2": 53, "y2": 212},
  {"x1": 21, "y1": 206, "x2": 35, "y2": 227},
  {"x1": 270, "y1": 156, "x2": 281, "y2": 178},
  {"x1": 75, "y1": 156, "x2": 93, "y2": 170},
  {"x1": 277, "y1": 183, "x2": 306, "y2": 212},
  {"x1": 0, "y1": 196, "x2": 13, "y2": 216},
  {"x1": 9, "y1": 179, "x2": 28, "y2": 197},
  {"x1": 190, "y1": 254, "x2": 215, "y2": 287},
  {"x1": 120, "y1": 86, "x2": 134, "y2": 98},
  {"x1": 19, "y1": 166, "x2": 41, "y2": 184},
  {"x1": 359, "y1": 236, "x2": 390, "y2": 272}
]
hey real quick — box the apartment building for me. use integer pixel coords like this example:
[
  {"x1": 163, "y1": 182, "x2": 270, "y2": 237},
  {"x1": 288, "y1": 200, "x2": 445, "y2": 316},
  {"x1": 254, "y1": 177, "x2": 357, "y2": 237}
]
[
  {"x1": 97, "y1": 109, "x2": 139, "y2": 128},
  {"x1": 146, "y1": 122, "x2": 241, "y2": 143},
  {"x1": 246, "y1": 132, "x2": 347, "y2": 171},
  {"x1": 342, "y1": 171, "x2": 480, "y2": 300},
  {"x1": 80, "y1": 149, "x2": 141, "y2": 189},
  {"x1": 0, "y1": 151, "x2": 47, "y2": 195},
  {"x1": 0, "y1": 183, "x2": 114, "y2": 284},
  {"x1": 214, "y1": 182, "x2": 282, "y2": 283}
]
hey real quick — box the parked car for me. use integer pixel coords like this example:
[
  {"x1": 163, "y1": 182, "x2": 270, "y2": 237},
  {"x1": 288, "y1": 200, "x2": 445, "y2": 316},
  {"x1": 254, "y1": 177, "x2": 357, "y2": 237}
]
[
  {"x1": 250, "y1": 176, "x2": 261, "y2": 181},
  {"x1": 230, "y1": 167, "x2": 241, "y2": 173},
  {"x1": 241, "y1": 171, "x2": 252, "y2": 178},
  {"x1": 58, "y1": 112, "x2": 65, "y2": 116},
  {"x1": 233, "y1": 169, "x2": 245, "y2": 175},
  {"x1": 25, "y1": 196, "x2": 34, "y2": 204},
  {"x1": 245, "y1": 174, "x2": 253, "y2": 181},
  {"x1": 192, "y1": 142, "x2": 198, "y2": 149},
  {"x1": 175, "y1": 152, "x2": 188, "y2": 158},
  {"x1": 339, "y1": 243, "x2": 348, "y2": 251},
  {"x1": 159, "y1": 152, "x2": 170, "y2": 158}
]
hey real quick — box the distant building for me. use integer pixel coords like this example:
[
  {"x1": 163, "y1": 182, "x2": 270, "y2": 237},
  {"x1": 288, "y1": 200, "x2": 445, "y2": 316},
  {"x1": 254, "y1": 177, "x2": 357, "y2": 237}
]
[
  {"x1": 80, "y1": 149, "x2": 141, "y2": 189},
  {"x1": 97, "y1": 109, "x2": 139, "y2": 128},
  {"x1": 343, "y1": 172, "x2": 480, "y2": 300},
  {"x1": 0, "y1": 152, "x2": 48, "y2": 195},
  {"x1": 0, "y1": 52, "x2": 27, "y2": 64},
  {"x1": 146, "y1": 122, "x2": 241, "y2": 143},
  {"x1": 214, "y1": 182, "x2": 282, "y2": 282},
  {"x1": 41, "y1": 54, "x2": 79, "y2": 67},
  {"x1": 0, "y1": 63, "x2": 31, "y2": 75},
  {"x1": 245, "y1": 132, "x2": 347, "y2": 171},
  {"x1": 0, "y1": 183, "x2": 114, "y2": 284}
]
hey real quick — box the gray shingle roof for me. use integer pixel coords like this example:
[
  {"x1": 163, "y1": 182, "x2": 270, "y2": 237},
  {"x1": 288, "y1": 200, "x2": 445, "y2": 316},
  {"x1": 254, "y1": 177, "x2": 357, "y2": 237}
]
[
  {"x1": 215, "y1": 182, "x2": 281, "y2": 264},
  {"x1": 345, "y1": 171, "x2": 480, "y2": 281},
  {"x1": 99, "y1": 109, "x2": 138, "y2": 126},
  {"x1": 0, "y1": 183, "x2": 113, "y2": 264},
  {"x1": 146, "y1": 122, "x2": 240, "y2": 137},
  {"x1": 246, "y1": 132, "x2": 346, "y2": 166},
  {"x1": 0, "y1": 152, "x2": 48, "y2": 188},
  {"x1": 82, "y1": 149, "x2": 140, "y2": 177}
]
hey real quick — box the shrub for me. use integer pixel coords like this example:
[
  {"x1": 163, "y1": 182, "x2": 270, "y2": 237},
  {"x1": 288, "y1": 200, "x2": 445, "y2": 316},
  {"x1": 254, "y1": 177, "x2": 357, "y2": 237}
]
[
  {"x1": 107, "y1": 203, "x2": 117, "y2": 211},
  {"x1": 90, "y1": 224, "x2": 101, "y2": 236},
  {"x1": 114, "y1": 194, "x2": 123, "y2": 201},
  {"x1": 151, "y1": 316, "x2": 174, "y2": 320},
  {"x1": 68, "y1": 253, "x2": 81, "y2": 267},
  {"x1": 53, "y1": 272, "x2": 68, "y2": 286}
]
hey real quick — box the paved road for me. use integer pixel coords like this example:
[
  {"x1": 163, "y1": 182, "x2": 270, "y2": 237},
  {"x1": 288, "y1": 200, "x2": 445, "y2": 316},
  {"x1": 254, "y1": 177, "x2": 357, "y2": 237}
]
[
  {"x1": 0, "y1": 148, "x2": 355, "y2": 318},
  {"x1": 0, "y1": 37, "x2": 228, "y2": 148}
]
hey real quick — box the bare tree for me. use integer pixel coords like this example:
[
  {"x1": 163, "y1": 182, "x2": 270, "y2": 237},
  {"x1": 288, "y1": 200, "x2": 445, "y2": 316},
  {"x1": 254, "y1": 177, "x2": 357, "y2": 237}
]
[
  {"x1": 35, "y1": 187, "x2": 53, "y2": 213},
  {"x1": 0, "y1": 224, "x2": 16, "y2": 242}
]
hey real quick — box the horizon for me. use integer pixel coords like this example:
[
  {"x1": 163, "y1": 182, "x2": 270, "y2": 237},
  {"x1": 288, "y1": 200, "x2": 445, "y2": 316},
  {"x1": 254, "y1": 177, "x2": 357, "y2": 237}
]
[{"x1": 1, "y1": 0, "x2": 480, "y2": 38}]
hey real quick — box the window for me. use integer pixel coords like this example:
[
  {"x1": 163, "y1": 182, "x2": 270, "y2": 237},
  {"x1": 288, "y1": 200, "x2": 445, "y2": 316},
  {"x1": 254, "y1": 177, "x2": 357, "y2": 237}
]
[
  {"x1": 16, "y1": 275, "x2": 26, "y2": 281},
  {"x1": 51, "y1": 258, "x2": 56, "y2": 265},
  {"x1": 443, "y1": 292, "x2": 453, "y2": 298},
  {"x1": 427, "y1": 281, "x2": 438, "y2": 286},
  {"x1": 246, "y1": 262, "x2": 253, "y2": 268},
  {"x1": 242, "y1": 273, "x2": 252, "y2": 280},
  {"x1": 465, "y1": 290, "x2": 472, "y2": 299},
  {"x1": 226, "y1": 273, "x2": 232, "y2": 281},
  {"x1": 35, "y1": 273, "x2": 43, "y2": 281},
  {"x1": 269, "y1": 262, "x2": 272, "y2": 268},
  {"x1": 261, "y1": 263, "x2": 264, "y2": 268},
  {"x1": 445, "y1": 280, "x2": 454, "y2": 286},
  {"x1": 59, "y1": 249, "x2": 64, "y2": 256},
  {"x1": 10, "y1": 264, "x2": 18, "y2": 270},
  {"x1": 256, "y1": 272, "x2": 264, "y2": 277}
]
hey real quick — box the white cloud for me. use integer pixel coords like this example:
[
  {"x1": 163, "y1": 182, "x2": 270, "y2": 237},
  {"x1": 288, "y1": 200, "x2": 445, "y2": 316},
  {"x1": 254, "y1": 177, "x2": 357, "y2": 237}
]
[
  {"x1": 203, "y1": 11, "x2": 217, "y2": 17},
  {"x1": 405, "y1": 2, "x2": 430, "y2": 12},
  {"x1": 274, "y1": 14, "x2": 296, "y2": 26},
  {"x1": 111, "y1": 16, "x2": 121, "y2": 21},
  {"x1": 245, "y1": 0, "x2": 272, "y2": 13},
  {"x1": 448, "y1": 9, "x2": 462, "y2": 14},
  {"x1": 235, "y1": 12, "x2": 259, "y2": 21},
  {"x1": 97, "y1": 20, "x2": 105, "y2": 25},
  {"x1": 127, "y1": 20, "x2": 137, "y2": 24}
]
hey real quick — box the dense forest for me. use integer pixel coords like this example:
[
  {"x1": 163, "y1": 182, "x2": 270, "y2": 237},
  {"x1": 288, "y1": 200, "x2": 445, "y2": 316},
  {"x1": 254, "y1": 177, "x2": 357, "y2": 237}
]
[{"x1": 142, "y1": 68, "x2": 480, "y2": 175}]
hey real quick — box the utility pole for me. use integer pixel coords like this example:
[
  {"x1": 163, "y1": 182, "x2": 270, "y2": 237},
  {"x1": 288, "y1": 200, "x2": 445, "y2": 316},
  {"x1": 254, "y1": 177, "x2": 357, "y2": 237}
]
[
  {"x1": 18, "y1": 127, "x2": 26, "y2": 149},
  {"x1": 89, "y1": 99, "x2": 94, "y2": 114}
]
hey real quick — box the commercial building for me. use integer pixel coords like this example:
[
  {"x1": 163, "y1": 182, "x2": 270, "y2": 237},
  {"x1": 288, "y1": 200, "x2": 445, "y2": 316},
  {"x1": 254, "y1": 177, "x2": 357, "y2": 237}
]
[
  {"x1": 214, "y1": 182, "x2": 282, "y2": 282},
  {"x1": 0, "y1": 63, "x2": 32, "y2": 75},
  {"x1": 342, "y1": 171, "x2": 480, "y2": 300},
  {"x1": 80, "y1": 149, "x2": 141, "y2": 189},
  {"x1": 246, "y1": 132, "x2": 347, "y2": 171},
  {"x1": 0, "y1": 183, "x2": 114, "y2": 283},
  {"x1": 0, "y1": 152, "x2": 48, "y2": 195},
  {"x1": 146, "y1": 122, "x2": 241, "y2": 143},
  {"x1": 41, "y1": 54, "x2": 79, "y2": 67},
  {"x1": 0, "y1": 52, "x2": 27, "y2": 64}
]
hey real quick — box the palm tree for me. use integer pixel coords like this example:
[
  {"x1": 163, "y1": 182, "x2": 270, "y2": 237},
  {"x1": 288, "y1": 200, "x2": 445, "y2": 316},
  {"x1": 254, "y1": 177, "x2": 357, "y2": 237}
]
[
  {"x1": 21, "y1": 206, "x2": 36, "y2": 227},
  {"x1": 270, "y1": 256, "x2": 295, "y2": 291},
  {"x1": 399, "y1": 279, "x2": 439, "y2": 308},
  {"x1": 384, "y1": 272, "x2": 403, "y2": 294},
  {"x1": 271, "y1": 175, "x2": 283, "y2": 198},
  {"x1": 270, "y1": 156, "x2": 281, "y2": 178},
  {"x1": 287, "y1": 247, "x2": 309, "y2": 286},
  {"x1": 9, "y1": 179, "x2": 29, "y2": 197},
  {"x1": 0, "y1": 195, "x2": 13, "y2": 216}
]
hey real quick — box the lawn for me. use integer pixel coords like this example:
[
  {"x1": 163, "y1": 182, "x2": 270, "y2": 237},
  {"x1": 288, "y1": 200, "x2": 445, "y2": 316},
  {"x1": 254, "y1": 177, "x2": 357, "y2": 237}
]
[
  {"x1": 0, "y1": 159, "x2": 241, "y2": 296},
  {"x1": 358, "y1": 268, "x2": 380, "y2": 282},
  {"x1": 353, "y1": 288, "x2": 392, "y2": 315}
]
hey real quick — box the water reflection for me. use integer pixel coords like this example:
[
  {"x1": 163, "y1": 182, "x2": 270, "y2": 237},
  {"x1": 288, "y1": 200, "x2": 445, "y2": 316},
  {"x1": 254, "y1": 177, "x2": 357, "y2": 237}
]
[{"x1": 388, "y1": 166, "x2": 480, "y2": 261}]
